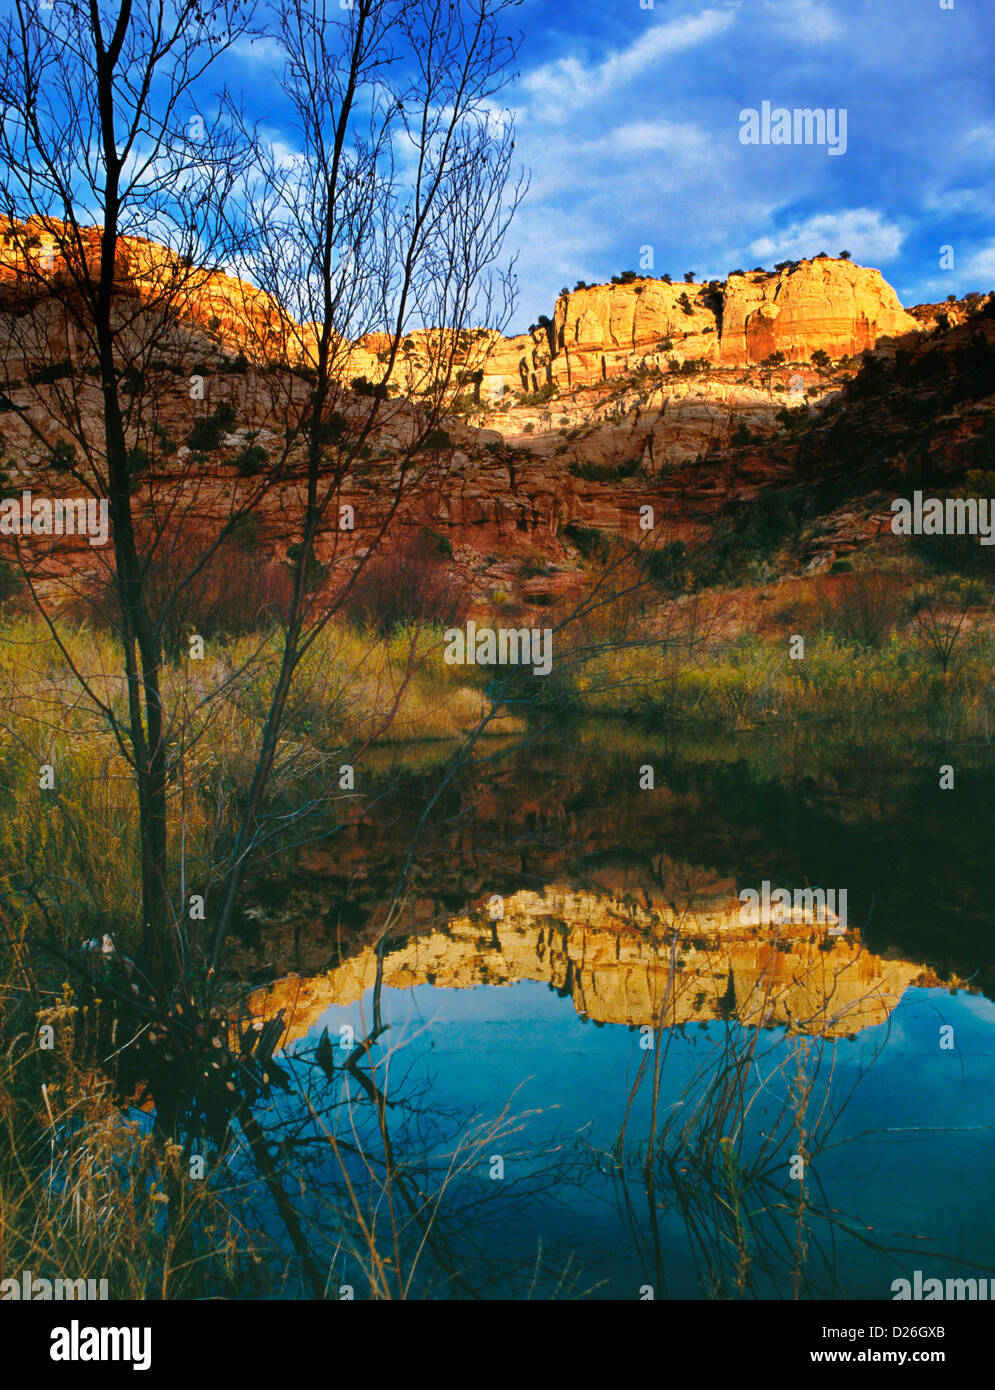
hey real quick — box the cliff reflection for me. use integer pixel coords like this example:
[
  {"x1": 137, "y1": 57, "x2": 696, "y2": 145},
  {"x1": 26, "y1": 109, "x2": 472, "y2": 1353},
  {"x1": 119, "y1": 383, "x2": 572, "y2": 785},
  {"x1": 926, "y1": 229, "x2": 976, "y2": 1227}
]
[{"x1": 248, "y1": 880, "x2": 928, "y2": 1043}]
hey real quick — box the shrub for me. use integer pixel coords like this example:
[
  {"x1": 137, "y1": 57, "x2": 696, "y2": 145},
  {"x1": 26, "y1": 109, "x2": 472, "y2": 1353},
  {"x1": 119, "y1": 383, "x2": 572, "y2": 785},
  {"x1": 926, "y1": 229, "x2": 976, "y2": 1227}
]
[
  {"x1": 517, "y1": 381, "x2": 557, "y2": 406},
  {"x1": 72, "y1": 533, "x2": 294, "y2": 661},
  {"x1": 703, "y1": 488, "x2": 805, "y2": 583},
  {"x1": 46, "y1": 439, "x2": 77, "y2": 474},
  {"x1": 0, "y1": 555, "x2": 25, "y2": 606},
  {"x1": 284, "y1": 541, "x2": 328, "y2": 594},
  {"x1": 27, "y1": 359, "x2": 73, "y2": 386},
  {"x1": 568, "y1": 457, "x2": 640, "y2": 482},
  {"x1": 563, "y1": 521, "x2": 611, "y2": 563},
  {"x1": 339, "y1": 530, "x2": 468, "y2": 634},
  {"x1": 127, "y1": 445, "x2": 151, "y2": 476},
  {"x1": 420, "y1": 525, "x2": 453, "y2": 558},
  {"x1": 154, "y1": 423, "x2": 177, "y2": 457},
  {"x1": 350, "y1": 375, "x2": 388, "y2": 399},
  {"x1": 229, "y1": 512, "x2": 261, "y2": 550},
  {"x1": 185, "y1": 402, "x2": 236, "y2": 452},
  {"x1": 644, "y1": 540, "x2": 688, "y2": 591},
  {"x1": 775, "y1": 405, "x2": 809, "y2": 430},
  {"x1": 822, "y1": 571, "x2": 903, "y2": 649},
  {"x1": 234, "y1": 443, "x2": 268, "y2": 476},
  {"x1": 949, "y1": 575, "x2": 988, "y2": 605}
]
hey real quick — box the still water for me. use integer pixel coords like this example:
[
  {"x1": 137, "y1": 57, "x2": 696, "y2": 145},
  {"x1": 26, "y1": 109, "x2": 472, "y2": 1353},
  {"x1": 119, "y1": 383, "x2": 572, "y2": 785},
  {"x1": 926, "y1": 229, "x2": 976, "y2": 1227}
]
[{"x1": 235, "y1": 725, "x2": 995, "y2": 1299}]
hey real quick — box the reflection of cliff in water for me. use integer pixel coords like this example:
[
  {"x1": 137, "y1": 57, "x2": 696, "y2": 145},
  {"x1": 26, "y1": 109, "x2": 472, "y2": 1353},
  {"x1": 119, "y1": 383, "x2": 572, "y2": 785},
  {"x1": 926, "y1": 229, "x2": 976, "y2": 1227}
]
[
  {"x1": 231, "y1": 730, "x2": 990, "y2": 1052},
  {"x1": 248, "y1": 880, "x2": 928, "y2": 1043}
]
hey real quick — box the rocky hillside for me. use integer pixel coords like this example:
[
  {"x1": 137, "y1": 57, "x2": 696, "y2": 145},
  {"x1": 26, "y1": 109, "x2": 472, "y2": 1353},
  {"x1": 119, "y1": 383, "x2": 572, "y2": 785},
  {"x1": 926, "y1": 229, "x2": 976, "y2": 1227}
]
[
  {"x1": 479, "y1": 257, "x2": 921, "y2": 398},
  {"x1": 341, "y1": 256, "x2": 924, "y2": 402},
  {"x1": 0, "y1": 220, "x2": 922, "y2": 389},
  {"x1": 2, "y1": 220, "x2": 993, "y2": 619}
]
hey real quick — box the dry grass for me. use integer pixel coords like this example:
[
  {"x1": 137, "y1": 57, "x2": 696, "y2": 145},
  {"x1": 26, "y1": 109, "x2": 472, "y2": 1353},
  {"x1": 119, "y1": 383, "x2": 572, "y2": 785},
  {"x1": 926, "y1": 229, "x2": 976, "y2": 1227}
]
[{"x1": 0, "y1": 968, "x2": 271, "y2": 1298}]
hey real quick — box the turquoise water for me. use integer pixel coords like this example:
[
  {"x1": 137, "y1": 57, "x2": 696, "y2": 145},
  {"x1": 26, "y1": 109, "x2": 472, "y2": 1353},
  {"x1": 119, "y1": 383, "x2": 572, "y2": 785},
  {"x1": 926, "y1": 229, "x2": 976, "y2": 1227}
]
[
  {"x1": 232, "y1": 728, "x2": 995, "y2": 1299},
  {"x1": 284, "y1": 977, "x2": 995, "y2": 1299}
]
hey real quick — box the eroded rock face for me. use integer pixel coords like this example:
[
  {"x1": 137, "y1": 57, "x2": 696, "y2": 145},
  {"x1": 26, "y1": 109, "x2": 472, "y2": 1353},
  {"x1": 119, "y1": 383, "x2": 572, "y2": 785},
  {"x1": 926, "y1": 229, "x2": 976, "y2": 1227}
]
[
  {"x1": 717, "y1": 260, "x2": 919, "y2": 366},
  {"x1": 501, "y1": 260, "x2": 919, "y2": 391},
  {"x1": 0, "y1": 225, "x2": 921, "y2": 393},
  {"x1": 551, "y1": 279, "x2": 719, "y2": 388}
]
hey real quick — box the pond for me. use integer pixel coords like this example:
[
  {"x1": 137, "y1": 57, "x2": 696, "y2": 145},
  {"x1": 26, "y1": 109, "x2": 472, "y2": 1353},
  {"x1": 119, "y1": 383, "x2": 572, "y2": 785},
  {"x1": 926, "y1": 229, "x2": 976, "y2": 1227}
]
[{"x1": 230, "y1": 724, "x2": 995, "y2": 1299}]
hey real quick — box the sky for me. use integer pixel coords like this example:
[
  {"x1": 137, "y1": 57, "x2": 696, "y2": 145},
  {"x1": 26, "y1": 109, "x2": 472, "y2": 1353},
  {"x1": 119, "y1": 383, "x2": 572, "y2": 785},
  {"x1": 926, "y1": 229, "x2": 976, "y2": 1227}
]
[
  {"x1": 489, "y1": 0, "x2": 995, "y2": 328},
  {"x1": 14, "y1": 0, "x2": 985, "y2": 335},
  {"x1": 221, "y1": 0, "x2": 993, "y2": 332}
]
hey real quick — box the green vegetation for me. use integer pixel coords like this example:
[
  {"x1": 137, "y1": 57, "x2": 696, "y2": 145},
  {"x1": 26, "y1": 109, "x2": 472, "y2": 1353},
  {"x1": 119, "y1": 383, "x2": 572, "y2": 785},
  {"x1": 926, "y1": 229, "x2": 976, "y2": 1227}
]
[
  {"x1": 185, "y1": 401, "x2": 237, "y2": 452},
  {"x1": 568, "y1": 457, "x2": 641, "y2": 482},
  {"x1": 516, "y1": 381, "x2": 557, "y2": 406},
  {"x1": 233, "y1": 441, "x2": 268, "y2": 476},
  {"x1": 553, "y1": 608, "x2": 995, "y2": 738}
]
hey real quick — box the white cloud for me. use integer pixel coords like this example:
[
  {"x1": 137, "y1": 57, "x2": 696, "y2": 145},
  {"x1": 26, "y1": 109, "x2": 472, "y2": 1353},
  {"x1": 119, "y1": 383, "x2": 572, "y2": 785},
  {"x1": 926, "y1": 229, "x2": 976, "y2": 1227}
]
[
  {"x1": 964, "y1": 125, "x2": 995, "y2": 154},
  {"x1": 749, "y1": 209, "x2": 904, "y2": 264},
  {"x1": 608, "y1": 120, "x2": 715, "y2": 157},
  {"x1": 518, "y1": 8, "x2": 737, "y2": 124},
  {"x1": 761, "y1": 0, "x2": 844, "y2": 43},
  {"x1": 922, "y1": 186, "x2": 991, "y2": 217},
  {"x1": 963, "y1": 241, "x2": 995, "y2": 285},
  {"x1": 229, "y1": 35, "x2": 285, "y2": 69}
]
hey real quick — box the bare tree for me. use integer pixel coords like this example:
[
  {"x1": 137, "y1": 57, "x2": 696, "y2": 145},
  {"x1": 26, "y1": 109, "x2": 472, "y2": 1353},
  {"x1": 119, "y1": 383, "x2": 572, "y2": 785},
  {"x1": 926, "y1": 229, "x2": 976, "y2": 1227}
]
[
  {"x1": 0, "y1": 0, "x2": 257, "y2": 987},
  {"x1": 0, "y1": 0, "x2": 523, "y2": 1006},
  {"x1": 204, "y1": 0, "x2": 526, "y2": 980}
]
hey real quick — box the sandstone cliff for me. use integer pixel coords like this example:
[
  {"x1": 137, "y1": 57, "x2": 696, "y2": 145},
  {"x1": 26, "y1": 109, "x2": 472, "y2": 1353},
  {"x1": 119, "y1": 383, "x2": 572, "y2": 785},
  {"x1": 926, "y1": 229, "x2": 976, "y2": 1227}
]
[
  {"x1": 498, "y1": 259, "x2": 920, "y2": 395},
  {"x1": 0, "y1": 222, "x2": 922, "y2": 393}
]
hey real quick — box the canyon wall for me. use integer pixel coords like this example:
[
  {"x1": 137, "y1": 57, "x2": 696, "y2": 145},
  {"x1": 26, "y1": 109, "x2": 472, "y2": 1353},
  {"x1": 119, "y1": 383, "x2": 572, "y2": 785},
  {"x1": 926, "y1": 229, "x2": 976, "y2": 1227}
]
[
  {"x1": 505, "y1": 259, "x2": 921, "y2": 394},
  {"x1": 1, "y1": 222, "x2": 921, "y2": 398},
  {"x1": 249, "y1": 884, "x2": 924, "y2": 1043}
]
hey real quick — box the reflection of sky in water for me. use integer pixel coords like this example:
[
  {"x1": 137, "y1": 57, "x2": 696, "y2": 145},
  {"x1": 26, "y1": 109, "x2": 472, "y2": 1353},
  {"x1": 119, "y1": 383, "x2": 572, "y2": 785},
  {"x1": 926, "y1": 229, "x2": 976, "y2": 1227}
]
[{"x1": 288, "y1": 982, "x2": 995, "y2": 1299}]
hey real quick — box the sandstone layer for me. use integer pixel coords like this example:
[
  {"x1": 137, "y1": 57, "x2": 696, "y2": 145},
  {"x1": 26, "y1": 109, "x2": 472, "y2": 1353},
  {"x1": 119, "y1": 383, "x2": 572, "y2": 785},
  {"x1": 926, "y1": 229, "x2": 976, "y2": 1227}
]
[
  {"x1": 0, "y1": 222, "x2": 921, "y2": 394},
  {"x1": 492, "y1": 259, "x2": 920, "y2": 395}
]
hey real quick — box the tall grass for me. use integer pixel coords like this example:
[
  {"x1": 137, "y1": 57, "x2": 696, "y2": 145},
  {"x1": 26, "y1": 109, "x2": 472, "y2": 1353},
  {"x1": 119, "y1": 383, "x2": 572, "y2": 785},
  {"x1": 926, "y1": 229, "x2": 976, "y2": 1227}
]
[
  {"x1": 564, "y1": 626, "x2": 995, "y2": 738},
  {"x1": 0, "y1": 612, "x2": 520, "y2": 953},
  {"x1": 0, "y1": 963, "x2": 272, "y2": 1298}
]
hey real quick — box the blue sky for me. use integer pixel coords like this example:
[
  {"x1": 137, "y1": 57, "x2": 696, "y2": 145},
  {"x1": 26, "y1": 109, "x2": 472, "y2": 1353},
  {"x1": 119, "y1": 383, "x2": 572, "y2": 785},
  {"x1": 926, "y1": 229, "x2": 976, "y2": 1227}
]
[
  {"x1": 225, "y1": 0, "x2": 991, "y2": 330},
  {"x1": 488, "y1": 0, "x2": 994, "y2": 328}
]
